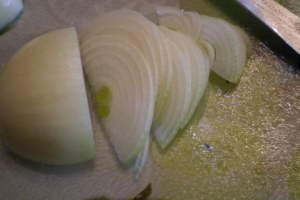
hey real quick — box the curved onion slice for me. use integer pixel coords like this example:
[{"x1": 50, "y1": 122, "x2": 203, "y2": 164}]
[
  {"x1": 153, "y1": 28, "x2": 192, "y2": 149},
  {"x1": 159, "y1": 26, "x2": 210, "y2": 128},
  {"x1": 81, "y1": 35, "x2": 155, "y2": 162},
  {"x1": 0, "y1": 0, "x2": 23, "y2": 32},
  {"x1": 199, "y1": 15, "x2": 247, "y2": 83},
  {"x1": 81, "y1": 8, "x2": 172, "y2": 122},
  {"x1": 156, "y1": 6, "x2": 201, "y2": 41},
  {"x1": 198, "y1": 39, "x2": 216, "y2": 66},
  {"x1": 232, "y1": 25, "x2": 253, "y2": 59},
  {"x1": 0, "y1": 28, "x2": 95, "y2": 165}
]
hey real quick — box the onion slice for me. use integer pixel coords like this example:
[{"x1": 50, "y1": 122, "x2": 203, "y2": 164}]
[
  {"x1": 156, "y1": 6, "x2": 201, "y2": 41},
  {"x1": 152, "y1": 27, "x2": 192, "y2": 149},
  {"x1": 81, "y1": 8, "x2": 172, "y2": 123},
  {"x1": 199, "y1": 16, "x2": 247, "y2": 83},
  {"x1": 198, "y1": 39, "x2": 216, "y2": 66},
  {"x1": 81, "y1": 35, "x2": 155, "y2": 162},
  {"x1": 158, "y1": 26, "x2": 210, "y2": 129}
]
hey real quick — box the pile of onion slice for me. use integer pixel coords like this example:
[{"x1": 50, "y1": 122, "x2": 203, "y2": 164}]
[{"x1": 0, "y1": 7, "x2": 251, "y2": 177}]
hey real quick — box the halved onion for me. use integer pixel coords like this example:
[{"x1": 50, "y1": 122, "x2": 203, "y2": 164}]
[
  {"x1": 158, "y1": 26, "x2": 210, "y2": 128},
  {"x1": 156, "y1": 6, "x2": 201, "y2": 41},
  {"x1": 81, "y1": 8, "x2": 172, "y2": 123},
  {"x1": 81, "y1": 35, "x2": 155, "y2": 162},
  {"x1": 199, "y1": 16, "x2": 247, "y2": 83},
  {"x1": 153, "y1": 27, "x2": 192, "y2": 149},
  {"x1": 0, "y1": 28, "x2": 95, "y2": 165}
]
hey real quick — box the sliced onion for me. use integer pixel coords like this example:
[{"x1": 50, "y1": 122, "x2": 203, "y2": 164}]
[
  {"x1": 81, "y1": 8, "x2": 172, "y2": 123},
  {"x1": 199, "y1": 15, "x2": 247, "y2": 83},
  {"x1": 0, "y1": 28, "x2": 95, "y2": 165},
  {"x1": 153, "y1": 27, "x2": 192, "y2": 149},
  {"x1": 159, "y1": 26, "x2": 210, "y2": 128},
  {"x1": 81, "y1": 35, "x2": 155, "y2": 162},
  {"x1": 156, "y1": 6, "x2": 201, "y2": 41}
]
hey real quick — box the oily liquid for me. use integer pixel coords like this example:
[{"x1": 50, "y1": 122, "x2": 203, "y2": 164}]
[{"x1": 150, "y1": 1, "x2": 300, "y2": 199}]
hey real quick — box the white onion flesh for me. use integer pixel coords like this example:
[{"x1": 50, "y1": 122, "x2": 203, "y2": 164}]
[
  {"x1": 159, "y1": 27, "x2": 210, "y2": 128},
  {"x1": 81, "y1": 8, "x2": 172, "y2": 122},
  {"x1": 153, "y1": 28, "x2": 192, "y2": 149},
  {"x1": 0, "y1": 28, "x2": 95, "y2": 165},
  {"x1": 232, "y1": 25, "x2": 253, "y2": 59},
  {"x1": 184, "y1": 11, "x2": 202, "y2": 41},
  {"x1": 199, "y1": 16, "x2": 247, "y2": 83},
  {"x1": 81, "y1": 35, "x2": 155, "y2": 162},
  {"x1": 0, "y1": 0, "x2": 23, "y2": 31},
  {"x1": 157, "y1": 6, "x2": 201, "y2": 41},
  {"x1": 198, "y1": 39, "x2": 216, "y2": 66}
]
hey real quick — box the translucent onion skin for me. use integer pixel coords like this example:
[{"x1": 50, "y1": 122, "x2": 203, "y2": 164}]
[
  {"x1": 0, "y1": 28, "x2": 95, "y2": 165},
  {"x1": 81, "y1": 35, "x2": 155, "y2": 163}
]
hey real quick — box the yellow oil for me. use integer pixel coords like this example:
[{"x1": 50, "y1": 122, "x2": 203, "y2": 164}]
[{"x1": 151, "y1": 40, "x2": 300, "y2": 199}]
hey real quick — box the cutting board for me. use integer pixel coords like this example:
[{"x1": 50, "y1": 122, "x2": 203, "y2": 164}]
[{"x1": 1, "y1": 0, "x2": 300, "y2": 199}]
